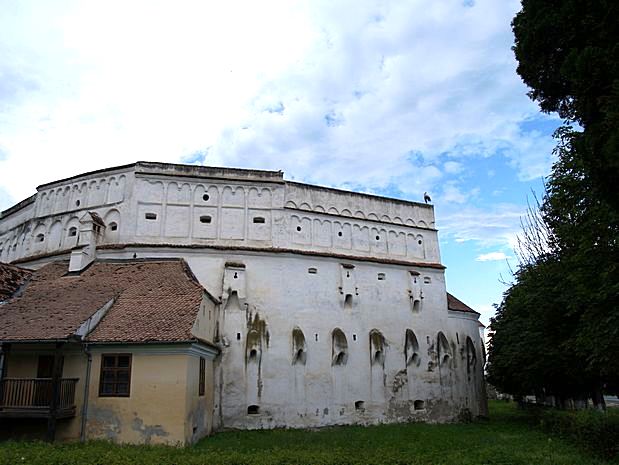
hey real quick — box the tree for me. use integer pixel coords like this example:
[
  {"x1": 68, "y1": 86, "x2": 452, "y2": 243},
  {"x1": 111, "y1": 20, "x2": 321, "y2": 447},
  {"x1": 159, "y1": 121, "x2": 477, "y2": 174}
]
[
  {"x1": 512, "y1": 0, "x2": 619, "y2": 209},
  {"x1": 542, "y1": 128, "x2": 619, "y2": 399},
  {"x1": 487, "y1": 130, "x2": 619, "y2": 406}
]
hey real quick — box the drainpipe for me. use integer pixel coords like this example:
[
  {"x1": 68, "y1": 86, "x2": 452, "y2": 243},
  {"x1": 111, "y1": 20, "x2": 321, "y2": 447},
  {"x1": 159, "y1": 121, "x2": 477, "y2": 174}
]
[
  {"x1": 0, "y1": 344, "x2": 6, "y2": 381},
  {"x1": 80, "y1": 343, "x2": 92, "y2": 442},
  {"x1": 0, "y1": 343, "x2": 7, "y2": 403}
]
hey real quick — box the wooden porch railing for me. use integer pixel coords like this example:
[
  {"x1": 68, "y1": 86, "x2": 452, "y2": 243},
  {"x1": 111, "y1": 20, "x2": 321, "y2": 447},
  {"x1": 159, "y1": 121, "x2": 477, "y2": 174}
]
[{"x1": 0, "y1": 378, "x2": 79, "y2": 418}]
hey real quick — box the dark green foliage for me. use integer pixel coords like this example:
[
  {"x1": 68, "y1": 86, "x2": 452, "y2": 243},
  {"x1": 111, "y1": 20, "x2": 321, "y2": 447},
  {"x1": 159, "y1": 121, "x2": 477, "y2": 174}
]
[
  {"x1": 0, "y1": 402, "x2": 613, "y2": 465},
  {"x1": 488, "y1": 0, "x2": 619, "y2": 405},
  {"x1": 512, "y1": 0, "x2": 619, "y2": 208},
  {"x1": 487, "y1": 130, "x2": 619, "y2": 403}
]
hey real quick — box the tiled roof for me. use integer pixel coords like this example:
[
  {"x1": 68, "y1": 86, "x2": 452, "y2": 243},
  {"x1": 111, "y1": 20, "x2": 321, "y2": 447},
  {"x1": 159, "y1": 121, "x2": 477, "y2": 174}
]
[
  {"x1": 0, "y1": 259, "x2": 204, "y2": 343},
  {"x1": 447, "y1": 292, "x2": 479, "y2": 315},
  {"x1": 0, "y1": 262, "x2": 32, "y2": 301}
]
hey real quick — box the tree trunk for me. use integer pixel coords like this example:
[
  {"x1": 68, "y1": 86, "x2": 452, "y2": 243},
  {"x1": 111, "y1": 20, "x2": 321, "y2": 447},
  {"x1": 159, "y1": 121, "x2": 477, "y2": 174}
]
[{"x1": 591, "y1": 386, "x2": 606, "y2": 411}]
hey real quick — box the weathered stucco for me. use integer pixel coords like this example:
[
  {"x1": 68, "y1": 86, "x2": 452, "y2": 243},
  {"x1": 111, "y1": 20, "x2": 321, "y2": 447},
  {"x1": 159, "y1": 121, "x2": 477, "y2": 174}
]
[{"x1": 1, "y1": 345, "x2": 215, "y2": 445}]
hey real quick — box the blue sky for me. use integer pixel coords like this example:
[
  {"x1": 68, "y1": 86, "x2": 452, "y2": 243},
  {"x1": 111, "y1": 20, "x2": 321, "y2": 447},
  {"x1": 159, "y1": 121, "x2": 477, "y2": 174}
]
[{"x1": 0, "y1": 0, "x2": 562, "y2": 325}]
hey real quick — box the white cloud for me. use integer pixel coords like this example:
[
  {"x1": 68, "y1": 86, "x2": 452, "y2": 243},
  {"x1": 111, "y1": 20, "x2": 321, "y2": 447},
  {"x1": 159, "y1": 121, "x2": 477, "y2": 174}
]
[
  {"x1": 444, "y1": 161, "x2": 464, "y2": 174},
  {"x1": 475, "y1": 251, "x2": 512, "y2": 262},
  {"x1": 0, "y1": 0, "x2": 553, "y2": 212},
  {"x1": 437, "y1": 203, "x2": 523, "y2": 248}
]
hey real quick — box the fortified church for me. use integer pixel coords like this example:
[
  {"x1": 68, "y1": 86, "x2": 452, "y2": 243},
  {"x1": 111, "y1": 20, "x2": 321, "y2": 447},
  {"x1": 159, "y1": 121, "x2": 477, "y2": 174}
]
[{"x1": 0, "y1": 162, "x2": 487, "y2": 444}]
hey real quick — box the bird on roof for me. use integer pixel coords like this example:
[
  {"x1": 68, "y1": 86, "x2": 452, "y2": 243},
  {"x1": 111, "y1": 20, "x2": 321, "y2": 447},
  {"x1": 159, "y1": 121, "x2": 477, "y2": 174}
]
[{"x1": 424, "y1": 192, "x2": 432, "y2": 204}]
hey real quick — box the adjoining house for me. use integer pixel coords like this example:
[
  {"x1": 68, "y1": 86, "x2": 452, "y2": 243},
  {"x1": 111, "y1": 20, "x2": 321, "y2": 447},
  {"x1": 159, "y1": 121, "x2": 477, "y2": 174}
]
[
  {"x1": 0, "y1": 259, "x2": 219, "y2": 444},
  {"x1": 0, "y1": 162, "x2": 488, "y2": 444}
]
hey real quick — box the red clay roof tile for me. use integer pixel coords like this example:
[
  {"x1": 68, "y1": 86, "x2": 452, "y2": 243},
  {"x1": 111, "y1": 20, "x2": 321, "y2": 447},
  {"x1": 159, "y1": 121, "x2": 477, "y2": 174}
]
[
  {"x1": 446, "y1": 292, "x2": 479, "y2": 315},
  {"x1": 0, "y1": 259, "x2": 204, "y2": 343},
  {"x1": 0, "y1": 262, "x2": 32, "y2": 301}
]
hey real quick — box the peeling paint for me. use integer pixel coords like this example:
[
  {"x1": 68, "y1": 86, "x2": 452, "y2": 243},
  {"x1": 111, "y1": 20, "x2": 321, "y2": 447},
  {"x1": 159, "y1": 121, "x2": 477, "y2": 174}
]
[
  {"x1": 88, "y1": 407, "x2": 122, "y2": 441},
  {"x1": 131, "y1": 414, "x2": 169, "y2": 444},
  {"x1": 392, "y1": 369, "x2": 408, "y2": 394}
]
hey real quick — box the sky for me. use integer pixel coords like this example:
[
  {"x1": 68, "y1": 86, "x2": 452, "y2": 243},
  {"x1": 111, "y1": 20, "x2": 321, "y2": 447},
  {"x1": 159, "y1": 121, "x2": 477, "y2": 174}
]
[{"x1": 0, "y1": 0, "x2": 561, "y2": 326}]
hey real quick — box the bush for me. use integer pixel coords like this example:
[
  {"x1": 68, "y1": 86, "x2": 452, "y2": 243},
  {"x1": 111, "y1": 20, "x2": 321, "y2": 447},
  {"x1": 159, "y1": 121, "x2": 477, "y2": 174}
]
[{"x1": 534, "y1": 407, "x2": 619, "y2": 460}]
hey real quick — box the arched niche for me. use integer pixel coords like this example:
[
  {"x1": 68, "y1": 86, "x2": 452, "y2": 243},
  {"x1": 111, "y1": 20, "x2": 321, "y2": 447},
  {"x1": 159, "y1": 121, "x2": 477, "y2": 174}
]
[
  {"x1": 103, "y1": 209, "x2": 121, "y2": 243},
  {"x1": 31, "y1": 224, "x2": 47, "y2": 254},
  {"x1": 369, "y1": 329, "x2": 386, "y2": 367},
  {"x1": 437, "y1": 332, "x2": 452, "y2": 367},
  {"x1": 331, "y1": 328, "x2": 348, "y2": 366},
  {"x1": 167, "y1": 182, "x2": 192, "y2": 204},
  {"x1": 466, "y1": 337, "x2": 477, "y2": 380},
  {"x1": 222, "y1": 185, "x2": 245, "y2": 207},
  {"x1": 62, "y1": 216, "x2": 80, "y2": 249},
  {"x1": 405, "y1": 329, "x2": 421, "y2": 367},
  {"x1": 291, "y1": 327, "x2": 307, "y2": 366},
  {"x1": 246, "y1": 329, "x2": 262, "y2": 365},
  {"x1": 47, "y1": 221, "x2": 63, "y2": 252},
  {"x1": 248, "y1": 187, "x2": 272, "y2": 208}
]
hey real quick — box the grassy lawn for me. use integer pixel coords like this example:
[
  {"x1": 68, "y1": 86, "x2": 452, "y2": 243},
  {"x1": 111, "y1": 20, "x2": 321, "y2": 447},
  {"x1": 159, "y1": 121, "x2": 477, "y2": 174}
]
[{"x1": 1, "y1": 401, "x2": 615, "y2": 465}]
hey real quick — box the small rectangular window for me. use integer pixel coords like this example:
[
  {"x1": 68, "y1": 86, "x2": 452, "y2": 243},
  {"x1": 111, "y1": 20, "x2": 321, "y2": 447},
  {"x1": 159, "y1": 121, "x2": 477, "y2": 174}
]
[
  {"x1": 199, "y1": 357, "x2": 205, "y2": 396},
  {"x1": 252, "y1": 217, "x2": 265, "y2": 224},
  {"x1": 99, "y1": 354, "x2": 132, "y2": 397},
  {"x1": 145, "y1": 213, "x2": 157, "y2": 220},
  {"x1": 199, "y1": 215, "x2": 212, "y2": 224}
]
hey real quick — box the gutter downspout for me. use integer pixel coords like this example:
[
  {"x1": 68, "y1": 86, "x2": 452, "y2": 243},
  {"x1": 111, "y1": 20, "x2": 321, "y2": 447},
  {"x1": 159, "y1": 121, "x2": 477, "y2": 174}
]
[{"x1": 80, "y1": 343, "x2": 92, "y2": 442}]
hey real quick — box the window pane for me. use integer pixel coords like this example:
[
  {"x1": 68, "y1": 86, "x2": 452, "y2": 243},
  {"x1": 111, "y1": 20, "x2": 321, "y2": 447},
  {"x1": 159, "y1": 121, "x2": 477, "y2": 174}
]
[
  {"x1": 116, "y1": 383, "x2": 129, "y2": 395},
  {"x1": 101, "y1": 383, "x2": 115, "y2": 394},
  {"x1": 118, "y1": 356, "x2": 130, "y2": 368},
  {"x1": 117, "y1": 371, "x2": 129, "y2": 382},
  {"x1": 102, "y1": 371, "x2": 116, "y2": 382},
  {"x1": 103, "y1": 356, "x2": 116, "y2": 368}
]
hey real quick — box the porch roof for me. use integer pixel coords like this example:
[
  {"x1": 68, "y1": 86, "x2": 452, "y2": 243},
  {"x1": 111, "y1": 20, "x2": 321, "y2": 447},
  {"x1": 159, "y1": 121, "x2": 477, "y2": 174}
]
[{"x1": 0, "y1": 259, "x2": 205, "y2": 344}]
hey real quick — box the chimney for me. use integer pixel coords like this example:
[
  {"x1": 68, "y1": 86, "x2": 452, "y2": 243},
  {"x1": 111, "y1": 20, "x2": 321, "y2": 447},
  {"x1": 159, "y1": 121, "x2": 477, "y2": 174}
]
[{"x1": 68, "y1": 212, "x2": 106, "y2": 272}]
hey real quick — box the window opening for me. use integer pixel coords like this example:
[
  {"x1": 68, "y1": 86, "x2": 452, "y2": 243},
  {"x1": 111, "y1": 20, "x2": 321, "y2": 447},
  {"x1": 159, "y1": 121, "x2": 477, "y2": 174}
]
[
  {"x1": 338, "y1": 231, "x2": 343, "y2": 237},
  {"x1": 202, "y1": 193, "x2": 210, "y2": 201},
  {"x1": 414, "y1": 400, "x2": 425, "y2": 410},
  {"x1": 145, "y1": 213, "x2": 157, "y2": 220},
  {"x1": 68, "y1": 227, "x2": 77, "y2": 237},
  {"x1": 198, "y1": 357, "x2": 205, "y2": 396},
  {"x1": 36, "y1": 234, "x2": 45, "y2": 242},
  {"x1": 99, "y1": 354, "x2": 132, "y2": 397},
  {"x1": 377, "y1": 273, "x2": 385, "y2": 280},
  {"x1": 355, "y1": 400, "x2": 365, "y2": 411},
  {"x1": 109, "y1": 222, "x2": 118, "y2": 231},
  {"x1": 247, "y1": 405, "x2": 260, "y2": 415},
  {"x1": 75, "y1": 200, "x2": 81, "y2": 207},
  {"x1": 200, "y1": 215, "x2": 212, "y2": 224},
  {"x1": 253, "y1": 217, "x2": 265, "y2": 224},
  {"x1": 296, "y1": 226, "x2": 302, "y2": 232}
]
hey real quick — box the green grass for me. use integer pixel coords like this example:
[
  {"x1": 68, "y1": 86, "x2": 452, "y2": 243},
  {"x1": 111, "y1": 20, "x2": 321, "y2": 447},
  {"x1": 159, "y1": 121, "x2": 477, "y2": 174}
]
[{"x1": 1, "y1": 401, "x2": 616, "y2": 465}]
